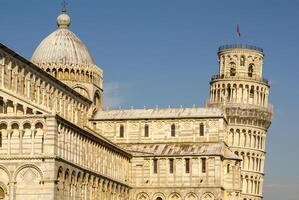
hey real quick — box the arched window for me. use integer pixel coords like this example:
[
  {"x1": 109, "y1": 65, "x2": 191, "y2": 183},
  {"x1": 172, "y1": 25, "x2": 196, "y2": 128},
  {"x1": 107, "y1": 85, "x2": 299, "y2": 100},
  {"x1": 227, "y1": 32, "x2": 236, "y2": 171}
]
[
  {"x1": 52, "y1": 69, "x2": 57, "y2": 78},
  {"x1": 0, "y1": 100, "x2": 4, "y2": 113},
  {"x1": 229, "y1": 62, "x2": 236, "y2": 76},
  {"x1": 185, "y1": 158, "x2": 190, "y2": 173},
  {"x1": 71, "y1": 69, "x2": 76, "y2": 80},
  {"x1": 144, "y1": 124, "x2": 149, "y2": 137},
  {"x1": 171, "y1": 124, "x2": 175, "y2": 137},
  {"x1": 250, "y1": 86, "x2": 254, "y2": 98},
  {"x1": 93, "y1": 92, "x2": 101, "y2": 108},
  {"x1": 199, "y1": 123, "x2": 204, "y2": 136},
  {"x1": 156, "y1": 198, "x2": 162, "y2": 200},
  {"x1": 227, "y1": 164, "x2": 230, "y2": 173},
  {"x1": 240, "y1": 55, "x2": 245, "y2": 66},
  {"x1": 41, "y1": 134, "x2": 44, "y2": 154},
  {"x1": 248, "y1": 63, "x2": 254, "y2": 77},
  {"x1": 201, "y1": 158, "x2": 206, "y2": 173},
  {"x1": 0, "y1": 124, "x2": 7, "y2": 149},
  {"x1": 58, "y1": 68, "x2": 63, "y2": 79},
  {"x1": 119, "y1": 125, "x2": 124, "y2": 138},
  {"x1": 169, "y1": 158, "x2": 174, "y2": 174},
  {"x1": 153, "y1": 159, "x2": 158, "y2": 174},
  {"x1": 227, "y1": 85, "x2": 231, "y2": 101}
]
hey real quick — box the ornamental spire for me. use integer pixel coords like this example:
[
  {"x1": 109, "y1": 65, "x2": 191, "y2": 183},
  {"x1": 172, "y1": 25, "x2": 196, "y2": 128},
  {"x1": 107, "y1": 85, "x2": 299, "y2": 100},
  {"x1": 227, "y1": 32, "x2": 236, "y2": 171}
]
[
  {"x1": 61, "y1": 0, "x2": 68, "y2": 13},
  {"x1": 57, "y1": 1, "x2": 71, "y2": 29}
]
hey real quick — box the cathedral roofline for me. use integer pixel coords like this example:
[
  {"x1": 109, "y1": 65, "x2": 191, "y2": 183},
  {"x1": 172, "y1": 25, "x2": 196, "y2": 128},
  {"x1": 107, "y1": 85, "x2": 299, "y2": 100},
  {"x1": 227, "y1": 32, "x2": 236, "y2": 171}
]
[
  {"x1": 92, "y1": 107, "x2": 225, "y2": 121},
  {"x1": 0, "y1": 42, "x2": 92, "y2": 105},
  {"x1": 119, "y1": 142, "x2": 241, "y2": 160}
]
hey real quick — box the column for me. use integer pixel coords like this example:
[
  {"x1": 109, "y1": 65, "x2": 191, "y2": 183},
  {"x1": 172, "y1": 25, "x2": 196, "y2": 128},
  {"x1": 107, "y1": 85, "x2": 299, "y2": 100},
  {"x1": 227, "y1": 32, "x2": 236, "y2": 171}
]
[
  {"x1": 8, "y1": 182, "x2": 16, "y2": 200},
  {"x1": 3, "y1": 99, "x2": 7, "y2": 114},
  {"x1": 13, "y1": 103, "x2": 17, "y2": 115}
]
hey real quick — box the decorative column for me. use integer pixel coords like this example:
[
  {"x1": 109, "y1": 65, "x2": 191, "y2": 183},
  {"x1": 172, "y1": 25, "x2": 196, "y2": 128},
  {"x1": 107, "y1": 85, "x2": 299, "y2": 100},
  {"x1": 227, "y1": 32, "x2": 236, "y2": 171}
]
[
  {"x1": 3, "y1": 99, "x2": 7, "y2": 114},
  {"x1": 13, "y1": 103, "x2": 17, "y2": 115},
  {"x1": 8, "y1": 181, "x2": 16, "y2": 200}
]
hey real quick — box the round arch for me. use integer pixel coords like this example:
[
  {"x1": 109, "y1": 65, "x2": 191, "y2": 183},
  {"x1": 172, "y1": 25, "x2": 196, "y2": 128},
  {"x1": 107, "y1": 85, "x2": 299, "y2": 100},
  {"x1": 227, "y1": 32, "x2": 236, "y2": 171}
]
[
  {"x1": 72, "y1": 84, "x2": 90, "y2": 99},
  {"x1": 93, "y1": 91, "x2": 101, "y2": 109},
  {"x1": 152, "y1": 192, "x2": 165, "y2": 200},
  {"x1": 0, "y1": 165, "x2": 11, "y2": 182},
  {"x1": 22, "y1": 121, "x2": 31, "y2": 129},
  {"x1": 13, "y1": 163, "x2": 43, "y2": 182},
  {"x1": 10, "y1": 122, "x2": 20, "y2": 129},
  {"x1": 168, "y1": 192, "x2": 182, "y2": 200},
  {"x1": 184, "y1": 192, "x2": 198, "y2": 200},
  {"x1": 136, "y1": 192, "x2": 150, "y2": 200},
  {"x1": 201, "y1": 192, "x2": 215, "y2": 200},
  {"x1": 0, "y1": 181, "x2": 8, "y2": 199}
]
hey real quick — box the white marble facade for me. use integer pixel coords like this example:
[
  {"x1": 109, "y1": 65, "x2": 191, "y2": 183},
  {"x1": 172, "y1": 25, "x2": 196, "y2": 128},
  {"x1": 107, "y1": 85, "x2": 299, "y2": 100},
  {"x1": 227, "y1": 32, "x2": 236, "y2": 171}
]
[{"x1": 0, "y1": 9, "x2": 272, "y2": 200}]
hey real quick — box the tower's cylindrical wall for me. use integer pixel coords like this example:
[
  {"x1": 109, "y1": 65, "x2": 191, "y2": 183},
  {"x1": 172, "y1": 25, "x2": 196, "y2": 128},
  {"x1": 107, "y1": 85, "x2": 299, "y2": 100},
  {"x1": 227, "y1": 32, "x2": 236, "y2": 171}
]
[
  {"x1": 209, "y1": 80, "x2": 270, "y2": 108},
  {"x1": 207, "y1": 45, "x2": 272, "y2": 200}
]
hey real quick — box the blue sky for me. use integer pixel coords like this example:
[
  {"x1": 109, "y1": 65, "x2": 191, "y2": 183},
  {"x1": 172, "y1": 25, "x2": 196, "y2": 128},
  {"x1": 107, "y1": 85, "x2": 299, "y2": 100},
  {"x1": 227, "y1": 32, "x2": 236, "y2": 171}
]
[{"x1": 1, "y1": 1, "x2": 299, "y2": 199}]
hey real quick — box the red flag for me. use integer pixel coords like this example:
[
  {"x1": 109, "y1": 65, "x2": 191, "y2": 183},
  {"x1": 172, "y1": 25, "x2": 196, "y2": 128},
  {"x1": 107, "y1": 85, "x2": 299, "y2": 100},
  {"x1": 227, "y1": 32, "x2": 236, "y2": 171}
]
[{"x1": 237, "y1": 24, "x2": 241, "y2": 38}]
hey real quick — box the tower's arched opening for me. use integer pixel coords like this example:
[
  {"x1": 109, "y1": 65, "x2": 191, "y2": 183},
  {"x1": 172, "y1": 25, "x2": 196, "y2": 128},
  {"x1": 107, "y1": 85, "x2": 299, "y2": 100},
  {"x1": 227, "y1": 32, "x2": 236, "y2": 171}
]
[
  {"x1": 248, "y1": 63, "x2": 254, "y2": 77},
  {"x1": 93, "y1": 92, "x2": 101, "y2": 109}
]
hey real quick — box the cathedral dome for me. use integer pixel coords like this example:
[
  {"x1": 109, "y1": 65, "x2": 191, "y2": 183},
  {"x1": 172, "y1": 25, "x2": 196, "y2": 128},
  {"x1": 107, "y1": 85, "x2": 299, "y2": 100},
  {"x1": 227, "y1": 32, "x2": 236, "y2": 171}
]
[
  {"x1": 30, "y1": 9, "x2": 103, "y2": 110},
  {"x1": 31, "y1": 11, "x2": 95, "y2": 68}
]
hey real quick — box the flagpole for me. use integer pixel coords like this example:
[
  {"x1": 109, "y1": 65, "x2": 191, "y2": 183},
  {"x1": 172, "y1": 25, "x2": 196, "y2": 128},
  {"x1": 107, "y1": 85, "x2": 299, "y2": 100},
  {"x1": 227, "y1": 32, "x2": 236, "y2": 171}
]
[{"x1": 236, "y1": 24, "x2": 241, "y2": 46}]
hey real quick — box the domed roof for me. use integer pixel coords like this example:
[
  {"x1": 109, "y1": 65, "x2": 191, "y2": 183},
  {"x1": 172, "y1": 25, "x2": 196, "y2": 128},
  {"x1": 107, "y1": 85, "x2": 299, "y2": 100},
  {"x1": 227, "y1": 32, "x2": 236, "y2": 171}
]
[{"x1": 31, "y1": 11, "x2": 95, "y2": 68}]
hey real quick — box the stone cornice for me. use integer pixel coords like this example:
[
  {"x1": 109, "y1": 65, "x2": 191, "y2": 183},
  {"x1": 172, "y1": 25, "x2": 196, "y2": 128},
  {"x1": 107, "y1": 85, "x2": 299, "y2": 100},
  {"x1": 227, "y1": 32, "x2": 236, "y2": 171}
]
[
  {"x1": 92, "y1": 107, "x2": 225, "y2": 121},
  {"x1": 0, "y1": 155, "x2": 56, "y2": 160}
]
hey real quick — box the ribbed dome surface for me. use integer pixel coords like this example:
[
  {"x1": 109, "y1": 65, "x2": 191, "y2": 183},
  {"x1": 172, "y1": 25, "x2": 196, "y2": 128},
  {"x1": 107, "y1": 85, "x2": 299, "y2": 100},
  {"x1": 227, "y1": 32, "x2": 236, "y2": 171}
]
[{"x1": 31, "y1": 12, "x2": 94, "y2": 68}]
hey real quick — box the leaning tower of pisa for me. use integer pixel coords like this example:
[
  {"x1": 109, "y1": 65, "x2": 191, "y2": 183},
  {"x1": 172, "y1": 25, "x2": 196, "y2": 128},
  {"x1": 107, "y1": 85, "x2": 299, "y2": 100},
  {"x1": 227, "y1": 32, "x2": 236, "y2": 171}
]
[{"x1": 206, "y1": 44, "x2": 273, "y2": 200}]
